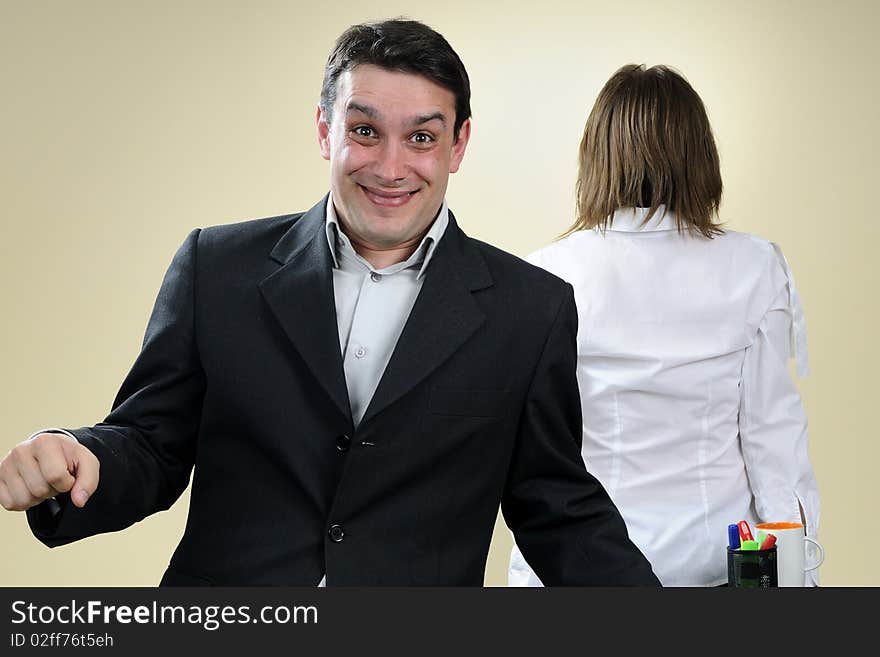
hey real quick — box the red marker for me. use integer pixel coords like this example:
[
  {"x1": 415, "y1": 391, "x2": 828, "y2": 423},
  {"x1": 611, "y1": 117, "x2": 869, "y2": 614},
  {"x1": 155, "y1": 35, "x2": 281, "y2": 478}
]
[
  {"x1": 760, "y1": 533, "x2": 777, "y2": 550},
  {"x1": 737, "y1": 520, "x2": 754, "y2": 543}
]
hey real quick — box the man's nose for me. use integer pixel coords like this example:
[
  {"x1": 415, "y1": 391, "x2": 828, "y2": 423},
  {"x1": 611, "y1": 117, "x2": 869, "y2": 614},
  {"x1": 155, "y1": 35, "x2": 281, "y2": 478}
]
[{"x1": 372, "y1": 140, "x2": 409, "y2": 184}]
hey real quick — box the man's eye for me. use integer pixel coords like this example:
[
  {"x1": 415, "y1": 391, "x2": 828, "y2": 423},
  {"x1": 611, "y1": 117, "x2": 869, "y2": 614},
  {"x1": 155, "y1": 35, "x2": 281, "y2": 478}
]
[
  {"x1": 352, "y1": 126, "x2": 375, "y2": 138},
  {"x1": 411, "y1": 132, "x2": 434, "y2": 144}
]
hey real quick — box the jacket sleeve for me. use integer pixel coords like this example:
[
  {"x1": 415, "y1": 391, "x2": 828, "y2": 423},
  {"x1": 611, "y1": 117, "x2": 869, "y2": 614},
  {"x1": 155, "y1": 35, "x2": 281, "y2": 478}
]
[
  {"x1": 501, "y1": 285, "x2": 660, "y2": 586},
  {"x1": 739, "y1": 246, "x2": 820, "y2": 585},
  {"x1": 27, "y1": 229, "x2": 206, "y2": 546}
]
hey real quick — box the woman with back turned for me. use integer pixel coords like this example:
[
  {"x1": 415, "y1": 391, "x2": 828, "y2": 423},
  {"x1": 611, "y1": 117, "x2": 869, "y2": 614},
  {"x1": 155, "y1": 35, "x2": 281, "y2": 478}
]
[{"x1": 509, "y1": 64, "x2": 820, "y2": 586}]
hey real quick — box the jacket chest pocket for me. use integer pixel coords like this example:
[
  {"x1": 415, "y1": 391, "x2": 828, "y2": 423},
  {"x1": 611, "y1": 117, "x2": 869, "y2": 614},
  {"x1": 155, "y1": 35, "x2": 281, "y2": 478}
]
[{"x1": 427, "y1": 387, "x2": 510, "y2": 418}]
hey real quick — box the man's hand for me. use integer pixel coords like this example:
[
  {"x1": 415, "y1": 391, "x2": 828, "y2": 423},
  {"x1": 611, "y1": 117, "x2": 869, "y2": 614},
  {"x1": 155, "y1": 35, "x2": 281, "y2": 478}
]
[{"x1": 0, "y1": 432, "x2": 99, "y2": 511}]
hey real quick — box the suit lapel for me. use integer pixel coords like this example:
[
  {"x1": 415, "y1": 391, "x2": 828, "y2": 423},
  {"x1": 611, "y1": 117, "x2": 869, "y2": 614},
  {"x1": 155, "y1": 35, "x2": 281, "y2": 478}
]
[
  {"x1": 258, "y1": 196, "x2": 352, "y2": 422},
  {"x1": 360, "y1": 213, "x2": 493, "y2": 427}
]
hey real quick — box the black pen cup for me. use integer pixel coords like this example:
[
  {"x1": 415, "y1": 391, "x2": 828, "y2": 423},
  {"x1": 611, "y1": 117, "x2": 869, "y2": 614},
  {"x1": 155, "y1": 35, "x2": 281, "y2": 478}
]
[{"x1": 727, "y1": 546, "x2": 778, "y2": 587}]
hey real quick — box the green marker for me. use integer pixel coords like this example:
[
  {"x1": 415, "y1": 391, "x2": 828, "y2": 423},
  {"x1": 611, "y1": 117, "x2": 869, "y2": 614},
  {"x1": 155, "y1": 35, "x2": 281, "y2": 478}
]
[{"x1": 741, "y1": 540, "x2": 759, "y2": 551}]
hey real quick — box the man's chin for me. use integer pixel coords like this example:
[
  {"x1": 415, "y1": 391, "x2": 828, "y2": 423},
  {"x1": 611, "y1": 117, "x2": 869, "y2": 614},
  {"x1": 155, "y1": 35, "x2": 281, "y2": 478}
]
[
  {"x1": 361, "y1": 231, "x2": 418, "y2": 250},
  {"x1": 358, "y1": 212, "x2": 421, "y2": 241}
]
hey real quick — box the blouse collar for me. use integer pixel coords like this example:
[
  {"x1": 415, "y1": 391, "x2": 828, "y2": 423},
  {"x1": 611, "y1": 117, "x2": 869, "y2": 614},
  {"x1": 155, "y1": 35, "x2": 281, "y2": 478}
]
[{"x1": 607, "y1": 205, "x2": 677, "y2": 232}]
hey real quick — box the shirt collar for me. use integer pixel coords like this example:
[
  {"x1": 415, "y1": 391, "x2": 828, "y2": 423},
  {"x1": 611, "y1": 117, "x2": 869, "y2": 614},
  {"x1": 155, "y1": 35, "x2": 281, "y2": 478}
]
[
  {"x1": 324, "y1": 194, "x2": 448, "y2": 279},
  {"x1": 607, "y1": 205, "x2": 677, "y2": 232}
]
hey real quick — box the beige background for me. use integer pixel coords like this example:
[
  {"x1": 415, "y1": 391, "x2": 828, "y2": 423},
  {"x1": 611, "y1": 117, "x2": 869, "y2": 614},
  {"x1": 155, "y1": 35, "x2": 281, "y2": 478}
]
[{"x1": 1, "y1": 0, "x2": 876, "y2": 586}]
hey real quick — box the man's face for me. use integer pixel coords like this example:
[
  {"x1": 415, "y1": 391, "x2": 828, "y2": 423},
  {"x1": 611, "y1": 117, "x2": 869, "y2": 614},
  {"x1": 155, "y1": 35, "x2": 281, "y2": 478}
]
[{"x1": 317, "y1": 64, "x2": 470, "y2": 252}]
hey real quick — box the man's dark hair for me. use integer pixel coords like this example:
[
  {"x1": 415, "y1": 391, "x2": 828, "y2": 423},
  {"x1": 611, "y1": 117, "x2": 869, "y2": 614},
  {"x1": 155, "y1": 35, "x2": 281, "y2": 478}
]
[{"x1": 320, "y1": 18, "x2": 471, "y2": 141}]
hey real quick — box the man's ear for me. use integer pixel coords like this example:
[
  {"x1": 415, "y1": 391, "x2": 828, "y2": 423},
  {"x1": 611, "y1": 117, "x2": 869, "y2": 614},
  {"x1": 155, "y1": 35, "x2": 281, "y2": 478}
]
[
  {"x1": 449, "y1": 118, "x2": 471, "y2": 174},
  {"x1": 316, "y1": 105, "x2": 331, "y2": 161}
]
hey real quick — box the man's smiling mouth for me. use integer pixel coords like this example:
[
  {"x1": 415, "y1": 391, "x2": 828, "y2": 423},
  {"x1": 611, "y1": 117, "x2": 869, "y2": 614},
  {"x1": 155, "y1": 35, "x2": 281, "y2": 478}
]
[{"x1": 359, "y1": 185, "x2": 419, "y2": 207}]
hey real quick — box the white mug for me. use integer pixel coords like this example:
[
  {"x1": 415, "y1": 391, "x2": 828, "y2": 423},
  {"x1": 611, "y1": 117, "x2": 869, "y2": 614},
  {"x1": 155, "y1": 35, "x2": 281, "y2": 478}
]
[{"x1": 755, "y1": 522, "x2": 823, "y2": 587}]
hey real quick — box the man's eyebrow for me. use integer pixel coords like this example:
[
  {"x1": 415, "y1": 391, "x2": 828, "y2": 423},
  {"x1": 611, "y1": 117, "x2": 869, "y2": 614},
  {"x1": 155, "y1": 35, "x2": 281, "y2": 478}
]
[
  {"x1": 409, "y1": 112, "x2": 446, "y2": 127},
  {"x1": 346, "y1": 102, "x2": 378, "y2": 119},
  {"x1": 345, "y1": 104, "x2": 447, "y2": 127}
]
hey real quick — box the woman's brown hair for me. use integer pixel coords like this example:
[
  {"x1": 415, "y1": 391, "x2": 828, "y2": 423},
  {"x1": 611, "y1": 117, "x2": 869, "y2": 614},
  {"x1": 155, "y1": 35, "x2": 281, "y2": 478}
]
[{"x1": 566, "y1": 64, "x2": 723, "y2": 238}]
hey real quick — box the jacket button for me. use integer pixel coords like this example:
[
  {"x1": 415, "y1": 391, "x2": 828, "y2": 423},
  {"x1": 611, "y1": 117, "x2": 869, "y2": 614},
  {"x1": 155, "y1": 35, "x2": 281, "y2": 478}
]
[
  {"x1": 328, "y1": 524, "x2": 345, "y2": 543},
  {"x1": 336, "y1": 434, "x2": 351, "y2": 451}
]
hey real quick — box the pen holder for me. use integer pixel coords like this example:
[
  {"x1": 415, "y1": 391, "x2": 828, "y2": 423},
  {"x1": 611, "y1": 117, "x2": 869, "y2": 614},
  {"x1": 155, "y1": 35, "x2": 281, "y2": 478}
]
[{"x1": 727, "y1": 546, "x2": 778, "y2": 588}]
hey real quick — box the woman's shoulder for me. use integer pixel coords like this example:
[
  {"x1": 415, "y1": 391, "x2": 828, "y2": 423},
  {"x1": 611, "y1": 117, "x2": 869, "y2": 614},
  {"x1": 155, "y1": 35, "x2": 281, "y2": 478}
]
[
  {"x1": 712, "y1": 229, "x2": 784, "y2": 266},
  {"x1": 724, "y1": 228, "x2": 773, "y2": 249},
  {"x1": 724, "y1": 231, "x2": 808, "y2": 375},
  {"x1": 524, "y1": 229, "x2": 600, "y2": 271}
]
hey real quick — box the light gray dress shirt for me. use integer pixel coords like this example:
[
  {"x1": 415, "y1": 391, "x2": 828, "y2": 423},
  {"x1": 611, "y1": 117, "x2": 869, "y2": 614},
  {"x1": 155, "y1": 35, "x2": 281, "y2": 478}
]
[{"x1": 324, "y1": 195, "x2": 449, "y2": 428}]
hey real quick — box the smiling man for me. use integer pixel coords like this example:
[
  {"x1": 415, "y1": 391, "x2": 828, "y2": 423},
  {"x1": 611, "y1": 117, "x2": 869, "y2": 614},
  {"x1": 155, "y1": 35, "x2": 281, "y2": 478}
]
[
  {"x1": 2, "y1": 19, "x2": 659, "y2": 586},
  {"x1": 317, "y1": 63, "x2": 469, "y2": 268}
]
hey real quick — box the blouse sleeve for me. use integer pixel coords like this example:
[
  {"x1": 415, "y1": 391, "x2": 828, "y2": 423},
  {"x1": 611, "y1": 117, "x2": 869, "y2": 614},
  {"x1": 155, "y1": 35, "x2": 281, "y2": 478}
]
[
  {"x1": 770, "y1": 242, "x2": 810, "y2": 378},
  {"x1": 739, "y1": 245, "x2": 821, "y2": 585}
]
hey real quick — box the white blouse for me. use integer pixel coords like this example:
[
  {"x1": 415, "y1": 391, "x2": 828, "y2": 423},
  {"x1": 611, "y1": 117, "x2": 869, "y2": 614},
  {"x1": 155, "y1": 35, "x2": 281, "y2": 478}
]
[{"x1": 509, "y1": 207, "x2": 820, "y2": 586}]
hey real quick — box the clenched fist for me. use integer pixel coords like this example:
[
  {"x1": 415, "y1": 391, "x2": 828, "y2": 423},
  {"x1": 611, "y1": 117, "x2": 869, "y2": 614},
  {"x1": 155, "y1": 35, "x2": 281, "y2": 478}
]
[{"x1": 0, "y1": 432, "x2": 99, "y2": 511}]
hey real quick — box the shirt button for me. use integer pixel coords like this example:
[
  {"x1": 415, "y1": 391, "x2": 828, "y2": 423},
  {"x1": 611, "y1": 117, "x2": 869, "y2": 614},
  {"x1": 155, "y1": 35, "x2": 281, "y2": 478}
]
[
  {"x1": 328, "y1": 524, "x2": 344, "y2": 543},
  {"x1": 355, "y1": 346, "x2": 366, "y2": 358},
  {"x1": 336, "y1": 434, "x2": 351, "y2": 452},
  {"x1": 370, "y1": 272, "x2": 382, "y2": 282}
]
